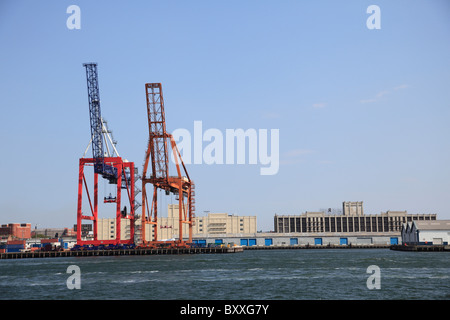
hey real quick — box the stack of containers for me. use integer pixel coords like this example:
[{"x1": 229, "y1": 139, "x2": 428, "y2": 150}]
[
  {"x1": 6, "y1": 240, "x2": 26, "y2": 252},
  {"x1": 41, "y1": 238, "x2": 59, "y2": 251}
]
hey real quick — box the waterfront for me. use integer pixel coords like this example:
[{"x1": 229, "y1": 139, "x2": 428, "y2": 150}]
[{"x1": 0, "y1": 249, "x2": 448, "y2": 300}]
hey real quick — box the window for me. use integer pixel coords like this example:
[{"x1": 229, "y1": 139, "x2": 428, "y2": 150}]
[
  {"x1": 301, "y1": 218, "x2": 307, "y2": 232},
  {"x1": 360, "y1": 217, "x2": 365, "y2": 232},
  {"x1": 290, "y1": 218, "x2": 296, "y2": 232},
  {"x1": 348, "y1": 217, "x2": 353, "y2": 232},
  {"x1": 383, "y1": 217, "x2": 389, "y2": 232},
  {"x1": 325, "y1": 217, "x2": 330, "y2": 232},
  {"x1": 336, "y1": 217, "x2": 342, "y2": 232},
  {"x1": 342, "y1": 217, "x2": 348, "y2": 232}
]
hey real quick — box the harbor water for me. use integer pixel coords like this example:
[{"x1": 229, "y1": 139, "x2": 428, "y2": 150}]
[{"x1": 0, "y1": 249, "x2": 448, "y2": 300}]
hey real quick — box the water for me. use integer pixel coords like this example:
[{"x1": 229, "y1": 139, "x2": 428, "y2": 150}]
[{"x1": 0, "y1": 249, "x2": 448, "y2": 300}]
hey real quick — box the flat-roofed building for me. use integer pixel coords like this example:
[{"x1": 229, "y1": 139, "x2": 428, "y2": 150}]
[
  {"x1": 155, "y1": 204, "x2": 256, "y2": 240},
  {"x1": 0, "y1": 223, "x2": 31, "y2": 240},
  {"x1": 274, "y1": 201, "x2": 436, "y2": 234},
  {"x1": 97, "y1": 218, "x2": 132, "y2": 241},
  {"x1": 98, "y1": 204, "x2": 256, "y2": 242}
]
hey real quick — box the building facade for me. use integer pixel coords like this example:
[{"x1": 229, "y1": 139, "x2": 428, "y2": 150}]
[
  {"x1": 156, "y1": 204, "x2": 257, "y2": 240},
  {"x1": 97, "y1": 204, "x2": 256, "y2": 242},
  {"x1": 97, "y1": 218, "x2": 132, "y2": 241},
  {"x1": 0, "y1": 223, "x2": 31, "y2": 240},
  {"x1": 401, "y1": 220, "x2": 450, "y2": 245},
  {"x1": 274, "y1": 202, "x2": 436, "y2": 234}
]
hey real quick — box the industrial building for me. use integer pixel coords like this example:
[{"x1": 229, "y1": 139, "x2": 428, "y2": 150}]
[
  {"x1": 97, "y1": 218, "x2": 133, "y2": 241},
  {"x1": 274, "y1": 201, "x2": 436, "y2": 234},
  {"x1": 401, "y1": 220, "x2": 450, "y2": 245},
  {"x1": 0, "y1": 223, "x2": 31, "y2": 240},
  {"x1": 94, "y1": 205, "x2": 257, "y2": 242}
]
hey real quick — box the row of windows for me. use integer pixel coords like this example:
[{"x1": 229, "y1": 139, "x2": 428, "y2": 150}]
[{"x1": 275, "y1": 215, "x2": 435, "y2": 233}]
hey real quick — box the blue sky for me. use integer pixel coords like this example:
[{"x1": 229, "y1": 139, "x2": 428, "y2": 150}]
[{"x1": 0, "y1": 0, "x2": 449, "y2": 230}]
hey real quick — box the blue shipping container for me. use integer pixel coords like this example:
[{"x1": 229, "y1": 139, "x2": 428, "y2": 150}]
[{"x1": 6, "y1": 244, "x2": 24, "y2": 249}]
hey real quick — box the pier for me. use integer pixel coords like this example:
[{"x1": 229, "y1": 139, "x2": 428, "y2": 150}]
[
  {"x1": 244, "y1": 244, "x2": 390, "y2": 250},
  {"x1": 0, "y1": 246, "x2": 243, "y2": 259},
  {"x1": 390, "y1": 244, "x2": 450, "y2": 252}
]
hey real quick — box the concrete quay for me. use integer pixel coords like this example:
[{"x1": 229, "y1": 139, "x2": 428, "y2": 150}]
[
  {"x1": 390, "y1": 244, "x2": 450, "y2": 252},
  {"x1": 0, "y1": 246, "x2": 243, "y2": 259}
]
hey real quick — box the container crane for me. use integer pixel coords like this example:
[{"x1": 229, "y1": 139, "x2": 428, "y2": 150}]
[
  {"x1": 76, "y1": 63, "x2": 136, "y2": 246},
  {"x1": 83, "y1": 63, "x2": 118, "y2": 183},
  {"x1": 141, "y1": 83, "x2": 195, "y2": 247}
]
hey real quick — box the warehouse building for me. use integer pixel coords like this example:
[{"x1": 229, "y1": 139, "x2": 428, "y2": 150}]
[
  {"x1": 191, "y1": 233, "x2": 401, "y2": 247},
  {"x1": 401, "y1": 220, "x2": 450, "y2": 245},
  {"x1": 97, "y1": 218, "x2": 133, "y2": 241},
  {"x1": 96, "y1": 204, "x2": 256, "y2": 242},
  {"x1": 0, "y1": 223, "x2": 31, "y2": 240},
  {"x1": 274, "y1": 201, "x2": 436, "y2": 234}
]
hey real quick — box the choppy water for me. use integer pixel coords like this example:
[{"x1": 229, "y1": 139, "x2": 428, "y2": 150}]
[{"x1": 0, "y1": 249, "x2": 448, "y2": 300}]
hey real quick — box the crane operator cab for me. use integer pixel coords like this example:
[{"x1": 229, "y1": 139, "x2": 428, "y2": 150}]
[{"x1": 104, "y1": 193, "x2": 117, "y2": 203}]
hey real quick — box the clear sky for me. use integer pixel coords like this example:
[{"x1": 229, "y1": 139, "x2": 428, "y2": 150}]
[{"x1": 1, "y1": 0, "x2": 449, "y2": 231}]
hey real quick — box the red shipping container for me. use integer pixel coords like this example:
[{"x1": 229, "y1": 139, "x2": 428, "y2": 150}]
[
  {"x1": 41, "y1": 239, "x2": 59, "y2": 244},
  {"x1": 7, "y1": 240, "x2": 26, "y2": 245}
]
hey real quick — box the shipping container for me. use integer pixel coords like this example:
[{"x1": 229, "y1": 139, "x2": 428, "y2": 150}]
[
  {"x1": 41, "y1": 238, "x2": 59, "y2": 244},
  {"x1": 7, "y1": 240, "x2": 26, "y2": 245},
  {"x1": 6, "y1": 244, "x2": 24, "y2": 249}
]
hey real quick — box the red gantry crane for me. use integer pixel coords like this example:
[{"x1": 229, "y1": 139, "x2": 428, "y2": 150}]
[
  {"x1": 76, "y1": 63, "x2": 136, "y2": 247},
  {"x1": 141, "y1": 83, "x2": 195, "y2": 247}
]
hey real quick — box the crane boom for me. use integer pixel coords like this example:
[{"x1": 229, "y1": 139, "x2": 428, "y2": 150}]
[
  {"x1": 141, "y1": 83, "x2": 195, "y2": 246},
  {"x1": 83, "y1": 63, "x2": 117, "y2": 182}
]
